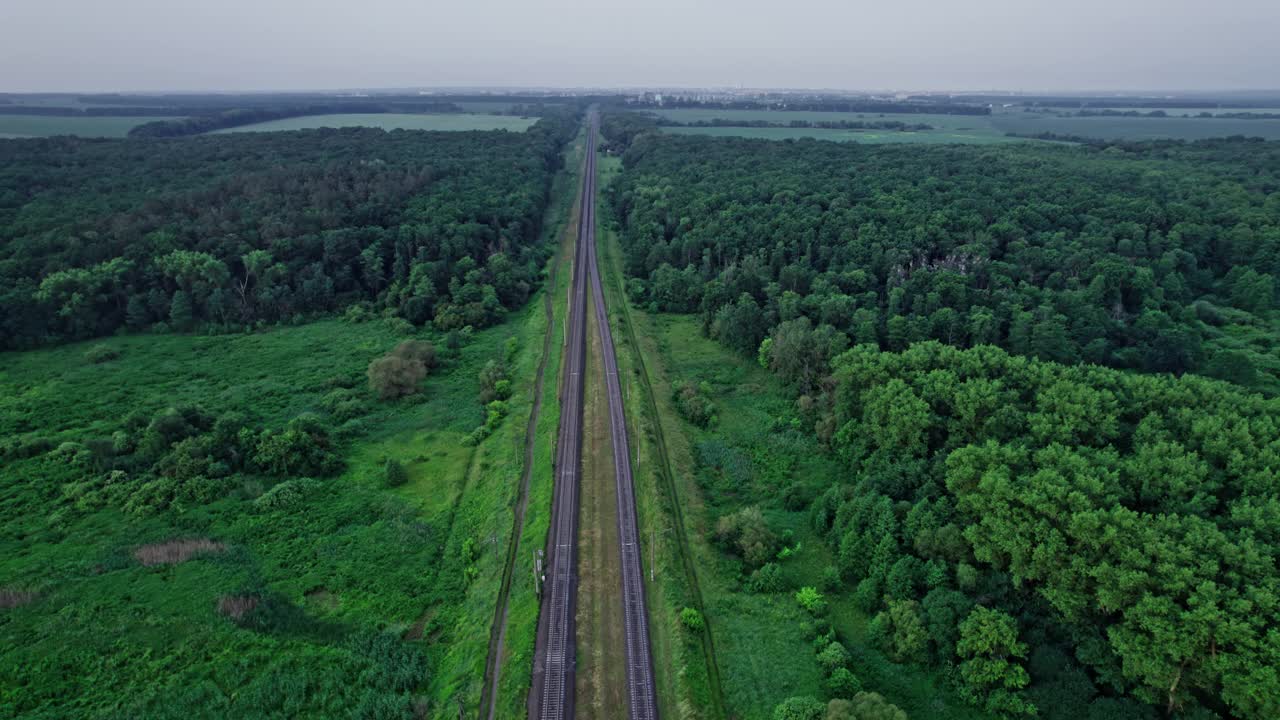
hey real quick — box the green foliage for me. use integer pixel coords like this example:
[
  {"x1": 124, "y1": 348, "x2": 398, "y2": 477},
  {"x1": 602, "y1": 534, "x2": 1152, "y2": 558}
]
[
  {"x1": 368, "y1": 340, "x2": 438, "y2": 400},
  {"x1": 825, "y1": 668, "x2": 863, "y2": 700},
  {"x1": 672, "y1": 379, "x2": 717, "y2": 427},
  {"x1": 816, "y1": 641, "x2": 851, "y2": 674},
  {"x1": 253, "y1": 478, "x2": 321, "y2": 511},
  {"x1": 956, "y1": 608, "x2": 1035, "y2": 717},
  {"x1": 609, "y1": 130, "x2": 1280, "y2": 388},
  {"x1": 773, "y1": 696, "x2": 827, "y2": 720},
  {"x1": 383, "y1": 458, "x2": 408, "y2": 488},
  {"x1": 809, "y1": 341, "x2": 1280, "y2": 718},
  {"x1": 795, "y1": 586, "x2": 827, "y2": 616},
  {"x1": 826, "y1": 692, "x2": 910, "y2": 720},
  {"x1": 0, "y1": 112, "x2": 579, "y2": 349},
  {"x1": 83, "y1": 344, "x2": 119, "y2": 364},
  {"x1": 681, "y1": 606, "x2": 706, "y2": 632},
  {"x1": 870, "y1": 600, "x2": 929, "y2": 665},
  {"x1": 748, "y1": 562, "x2": 786, "y2": 593},
  {"x1": 478, "y1": 359, "x2": 512, "y2": 404},
  {"x1": 0, "y1": 296, "x2": 549, "y2": 716},
  {"x1": 715, "y1": 506, "x2": 780, "y2": 568}
]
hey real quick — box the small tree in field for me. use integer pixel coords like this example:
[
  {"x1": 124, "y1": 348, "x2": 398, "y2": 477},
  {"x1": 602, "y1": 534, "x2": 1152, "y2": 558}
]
[
  {"x1": 367, "y1": 356, "x2": 424, "y2": 399},
  {"x1": 384, "y1": 458, "x2": 408, "y2": 488}
]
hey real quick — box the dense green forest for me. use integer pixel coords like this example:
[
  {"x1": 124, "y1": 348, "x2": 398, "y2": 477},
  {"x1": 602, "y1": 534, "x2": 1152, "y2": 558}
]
[
  {"x1": 0, "y1": 110, "x2": 578, "y2": 349},
  {"x1": 601, "y1": 119, "x2": 1280, "y2": 719},
  {"x1": 605, "y1": 129, "x2": 1280, "y2": 389}
]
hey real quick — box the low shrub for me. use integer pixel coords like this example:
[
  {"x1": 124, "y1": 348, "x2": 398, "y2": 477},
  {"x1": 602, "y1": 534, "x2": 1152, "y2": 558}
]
[{"x1": 84, "y1": 344, "x2": 120, "y2": 364}]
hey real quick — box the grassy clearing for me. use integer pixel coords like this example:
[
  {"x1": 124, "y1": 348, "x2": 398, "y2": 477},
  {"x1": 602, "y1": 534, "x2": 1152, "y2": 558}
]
[
  {"x1": 0, "y1": 115, "x2": 180, "y2": 138},
  {"x1": 487, "y1": 121, "x2": 587, "y2": 720},
  {"x1": 0, "y1": 303, "x2": 550, "y2": 716},
  {"x1": 627, "y1": 313, "x2": 994, "y2": 720},
  {"x1": 211, "y1": 113, "x2": 537, "y2": 134}
]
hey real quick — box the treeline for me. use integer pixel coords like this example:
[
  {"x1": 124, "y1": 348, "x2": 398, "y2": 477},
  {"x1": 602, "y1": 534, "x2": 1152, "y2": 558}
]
[
  {"x1": 0, "y1": 105, "x2": 186, "y2": 117},
  {"x1": 653, "y1": 117, "x2": 932, "y2": 131},
  {"x1": 634, "y1": 98, "x2": 990, "y2": 116},
  {"x1": 127, "y1": 102, "x2": 466, "y2": 137},
  {"x1": 605, "y1": 128, "x2": 1280, "y2": 385},
  {"x1": 1072, "y1": 109, "x2": 1280, "y2": 120},
  {"x1": 0, "y1": 110, "x2": 580, "y2": 349},
  {"x1": 946, "y1": 94, "x2": 1280, "y2": 110},
  {"x1": 807, "y1": 342, "x2": 1280, "y2": 719}
]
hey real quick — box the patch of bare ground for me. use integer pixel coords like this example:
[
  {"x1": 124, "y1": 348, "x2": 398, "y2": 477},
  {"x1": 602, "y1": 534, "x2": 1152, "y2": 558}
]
[
  {"x1": 404, "y1": 608, "x2": 435, "y2": 641},
  {"x1": 216, "y1": 595, "x2": 259, "y2": 620},
  {"x1": 0, "y1": 589, "x2": 37, "y2": 608},
  {"x1": 134, "y1": 538, "x2": 226, "y2": 566}
]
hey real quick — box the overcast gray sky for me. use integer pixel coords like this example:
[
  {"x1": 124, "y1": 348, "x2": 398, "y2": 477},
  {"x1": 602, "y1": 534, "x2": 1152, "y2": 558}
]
[{"x1": 2, "y1": 0, "x2": 1277, "y2": 92}]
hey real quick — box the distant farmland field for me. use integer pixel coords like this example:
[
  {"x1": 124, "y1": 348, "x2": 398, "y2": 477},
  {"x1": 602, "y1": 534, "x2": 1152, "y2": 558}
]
[
  {"x1": 212, "y1": 113, "x2": 537, "y2": 133},
  {"x1": 0, "y1": 115, "x2": 178, "y2": 138},
  {"x1": 653, "y1": 109, "x2": 1019, "y2": 144},
  {"x1": 651, "y1": 107, "x2": 1280, "y2": 143},
  {"x1": 990, "y1": 112, "x2": 1280, "y2": 140},
  {"x1": 662, "y1": 125, "x2": 1025, "y2": 144}
]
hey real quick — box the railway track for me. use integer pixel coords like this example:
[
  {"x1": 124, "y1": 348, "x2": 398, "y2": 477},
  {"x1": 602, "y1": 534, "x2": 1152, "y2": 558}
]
[
  {"x1": 529, "y1": 112, "x2": 658, "y2": 720},
  {"x1": 529, "y1": 113, "x2": 591, "y2": 720},
  {"x1": 583, "y1": 129, "x2": 659, "y2": 720}
]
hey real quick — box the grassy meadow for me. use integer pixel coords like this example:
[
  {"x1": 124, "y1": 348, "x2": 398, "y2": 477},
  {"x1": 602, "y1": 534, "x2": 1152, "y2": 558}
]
[
  {"x1": 0, "y1": 303, "x2": 556, "y2": 717},
  {"x1": 0, "y1": 115, "x2": 179, "y2": 138},
  {"x1": 211, "y1": 113, "x2": 538, "y2": 134}
]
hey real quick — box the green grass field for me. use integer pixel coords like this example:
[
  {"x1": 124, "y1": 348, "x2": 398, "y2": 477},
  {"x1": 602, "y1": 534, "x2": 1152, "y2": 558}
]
[
  {"x1": 0, "y1": 303, "x2": 558, "y2": 717},
  {"x1": 211, "y1": 113, "x2": 537, "y2": 134},
  {"x1": 651, "y1": 107, "x2": 1280, "y2": 143},
  {"x1": 653, "y1": 109, "x2": 1019, "y2": 144},
  {"x1": 662, "y1": 125, "x2": 1022, "y2": 144},
  {"x1": 0, "y1": 115, "x2": 179, "y2": 138},
  {"x1": 990, "y1": 110, "x2": 1280, "y2": 140}
]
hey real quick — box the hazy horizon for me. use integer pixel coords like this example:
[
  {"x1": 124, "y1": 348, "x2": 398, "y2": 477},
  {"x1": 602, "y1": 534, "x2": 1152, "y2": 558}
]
[{"x1": 3, "y1": 0, "x2": 1278, "y2": 93}]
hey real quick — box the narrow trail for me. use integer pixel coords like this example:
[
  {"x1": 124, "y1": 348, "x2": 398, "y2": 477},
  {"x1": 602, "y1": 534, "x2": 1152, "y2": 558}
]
[{"x1": 480, "y1": 128, "x2": 583, "y2": 720}]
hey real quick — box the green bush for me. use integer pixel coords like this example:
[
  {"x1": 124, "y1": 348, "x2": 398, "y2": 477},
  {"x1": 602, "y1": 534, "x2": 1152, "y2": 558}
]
[
  {"x1": 825, "y1": 667, "x2": 862, "y2": 699},
  {"x1": 84, "y1": 344, "x2": 120, "y2": 364},
  {"x1": 383, "y1": 459, "x2": 408, "y2": 488},
  {"x1": 254, "y1": 478, "x2": 320, "y2": 511},
  {"x1": 747, "y1": 562, "x2": 784, "y2": 593},
  {"x1": 672, "y1": 379, "x2": 716, "y2": 427},
  {"x1": 679, "y1": 606, "x2": 704, "y2": 632},
  {"x1": 795, "y1": 586, "x2": 827, "y2": 616},
  {"x1": 772, "y1": 696, "x2": 825, "y2": 720}
]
